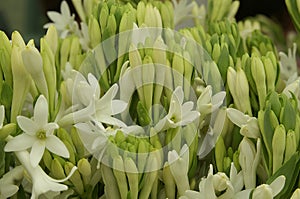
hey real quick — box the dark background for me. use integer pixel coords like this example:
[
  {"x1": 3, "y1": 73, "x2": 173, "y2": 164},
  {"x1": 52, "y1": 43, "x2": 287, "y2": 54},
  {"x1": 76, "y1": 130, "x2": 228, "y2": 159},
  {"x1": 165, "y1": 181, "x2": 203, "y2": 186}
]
[{"x1": 0, "y1": 0, "x2": 293, "y2": 42}]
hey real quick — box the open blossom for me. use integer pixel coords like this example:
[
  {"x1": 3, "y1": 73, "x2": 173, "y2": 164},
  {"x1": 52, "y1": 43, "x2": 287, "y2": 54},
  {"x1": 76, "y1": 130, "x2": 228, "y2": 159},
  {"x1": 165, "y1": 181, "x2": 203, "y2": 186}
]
[
  {"x1": 227, "y1": 108, "x2": 260, "y2": 139},
  {"x1": 5, "y1": 95, "x2": 69, "y2": 167},
  {"x1": 155, "y1": 86, "x2": 200, "y2": 132},
  {"x1": 180, "y1": 163, "x2": 243, "y2": 199},
  {"x1": 59, "y1": 72, "x2": 127, "y2": 129},
  {"x1": 44, "y1": 1, "x2": 80, "y2": 38},
  {"x1": 14, "y1": 150, "x2": 77, "y2": 199}
]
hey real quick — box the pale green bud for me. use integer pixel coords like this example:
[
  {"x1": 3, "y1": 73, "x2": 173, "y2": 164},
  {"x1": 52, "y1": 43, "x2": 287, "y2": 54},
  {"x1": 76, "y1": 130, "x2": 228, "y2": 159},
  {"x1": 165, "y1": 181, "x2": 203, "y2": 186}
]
[
  {"x1": 172, "y1": 52, "x2": 184, "y2": 89},
  {"x1": 163, "y1": 162, "x2": 176, "y2": 199},
  {"x1": 51, "y1": 158, "x2": 67, "y2": 180},
  {"x1": 101, "y1": 163, "x2": 121, "y2": 199},
  {"x1": 262, "y1": 56, "x2": 276, "y2": 92},
  {"x1": 78, "y1": 158, "x2": 91, "y2": 179},
  {"x1": 124, "y1": 157, "x2": 138, "y2": 199},
  {"x1": 22, "y1": 45, "x2": 49, "y2": 98},
  {"x1": 0, "y1": 123, "x2": 16, "y2": 140},
  {"x1": 142, "y1": 55, "x2": 155, "y2": 112},
  {"x1": 284, "y1": 130, "x2": 297, "y2": 163},
  {"x1": 88, "y1": 16, "x2": 101, "y2": 49},
  {"x1": 139, "y1": 153, "x2": 158, "y2": 199},
  {"x1": 10, "y1": 45, "x2": 31, "y2": 123},
  {"x1": 45, "y1": 25, "x2": 58, "y2": 55},
  {"x1": 215, "y1": 136, "x2": 226, "y2": 172},
  {"x1": 65, "y1": 162, "x2": 84, "y2": 195},
  {"x1": 11, "y1": 31, "x2": 25, "y2": 48},
  {"x1": 137, "y1": 1, "x2": 146, "y2": 26},
  {"x1": 99, "y1": 4, "x2": 109, "y2": 34},
  {"x1": 272, "y1": 125, "x2": 286, "y2": 174},
  {"x1": 251, "y1": 56, "x2": 267, "y2": 108},
  {"x1": 235, "y1": 67, "x2": 252, "y2": 115},
  {"x1": 113, "y1": 155, "x2": 128, "y2": 199},
  {"x1": 60, "y1": 37, "x2": 72, "y2": 70},
  {"x1": 252, "y1": 184, "x2": 273, "y2": 199}
]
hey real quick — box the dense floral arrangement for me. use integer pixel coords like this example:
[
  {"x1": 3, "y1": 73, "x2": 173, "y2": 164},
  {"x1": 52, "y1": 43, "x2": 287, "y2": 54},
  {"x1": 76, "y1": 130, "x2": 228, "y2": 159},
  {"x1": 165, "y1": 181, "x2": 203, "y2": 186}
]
[{"x1": 0, "y1": 0, "x2": 300, "y2": 198}]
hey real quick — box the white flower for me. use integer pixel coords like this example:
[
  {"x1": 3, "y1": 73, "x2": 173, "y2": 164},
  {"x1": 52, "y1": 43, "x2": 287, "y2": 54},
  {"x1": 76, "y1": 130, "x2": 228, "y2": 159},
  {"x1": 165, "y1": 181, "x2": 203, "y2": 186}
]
[
  {"x1": 44, "y1": 1, "x2": 80, "y2": 38},
  {"x1": 197, "y1": 85, "x2": 226, "y2": 115},
  {"x1": 279, "y1": 43, "x2": 298, "y2": 82},
  {"x1": 14, "y1": 150, "x2": 77, "y2": 199},
  {"x1": 234, "y1": 175, "x2": 285, "y2": 199},
  {"x1": 226, "y1": 108, "x2": 260, "y2": 139},
  {"x1": 168, "y1": 144, "x2": 190, "y2": 196},
  {"x1": 0, "y1": 166, "x2": 23, "y2": 199},
  {"x1": 180, "y1": 163, "x2": 244, "y2": 199},
  {"x1": 239, "y1": 137, "x2": 261, "y2": 189},
  {"x1": 5, "y1": 95, "x2": 69, "y2": 167},
  {"x1": 59, "y1": 72, "x2": 127, "y2": 128},
  {"x1": 154, "y1": 86, "x2": 200, "y2": 132}
]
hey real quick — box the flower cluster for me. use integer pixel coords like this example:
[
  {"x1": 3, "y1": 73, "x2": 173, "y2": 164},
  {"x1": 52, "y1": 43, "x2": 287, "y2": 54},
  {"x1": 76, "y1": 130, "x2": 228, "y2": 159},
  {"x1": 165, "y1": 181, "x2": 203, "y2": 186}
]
[{"x1": 0, "y1": 0, "x2": 300, "y2": 198}]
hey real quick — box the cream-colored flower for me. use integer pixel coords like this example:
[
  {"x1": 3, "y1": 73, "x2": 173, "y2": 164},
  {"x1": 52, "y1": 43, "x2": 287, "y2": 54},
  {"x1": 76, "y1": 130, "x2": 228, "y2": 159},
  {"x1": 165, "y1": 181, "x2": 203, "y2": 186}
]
[
  {"x1": 155, "y1": 86, "x2": 200, "y2": 132},
  {"x1": 5, "y1": 95, "x2": 69, "y2": 167}
]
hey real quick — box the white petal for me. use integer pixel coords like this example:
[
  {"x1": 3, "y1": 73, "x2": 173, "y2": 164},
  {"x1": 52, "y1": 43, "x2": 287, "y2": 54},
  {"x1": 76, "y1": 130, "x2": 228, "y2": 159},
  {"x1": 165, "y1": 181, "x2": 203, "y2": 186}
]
[
  {"x1": 45, "y1": 136, "x2": 69, "y2": 158},
  {"x1": 61, "y1": 1, "x2": 71, "y2": 18},
  {"x1": 197, "y1": 85, "x2": 212, "y2": 106},
  {"x1": 173, "y1": 86, "x2": 184, "y2": 104},
  {"x1": 88, "y1": 73, "x2": 100, "y2": 99},
  {"x1": 111, "y1": 100, "x2": 127, "y2": 115},
  {"x1": 211, "y1": 91, "x2": 226, "y2": 111},
  {"x1": 182, "y1": 101, "x2": 194, "y2": 112},
  {"x1": 44, "y1": 123, "x2": 59, "y2": 136},
  {"x1": 181, "y1": 111, "x2": 200, "y2": 125},
  {"x1": 233, "y1": 189, "x2": 251, "y2": 199},
  {"x1": 47, "y1": 12, "x2": 63, "y2": 23},
  {"x1": 226, "y1": 108, "x2": 249, "y2": 127},
  {"x1": 34, "y1": 95, "x2": 49, "y2": 127},
  {"x1": 97, "y1": 84, "x2": 119, "y2": 114},
  {"x1": 4, "y1": 134, "x2": 36, "y2": 152},
  {"x1": 30, "y1": 141, "x2": 46, "y2": 167},
  {"x1": 17, "y1": 116, "x2": 39, "y2": 135},
  {"x1": 76, "y1": 81, "x2": 94, "y2": 106},
  {"x1": 96, "y1": 115, "x2": 126, "y2": 128},
  {"x1": 269, "y1": 175, "x2": 286, "y2": 197}
]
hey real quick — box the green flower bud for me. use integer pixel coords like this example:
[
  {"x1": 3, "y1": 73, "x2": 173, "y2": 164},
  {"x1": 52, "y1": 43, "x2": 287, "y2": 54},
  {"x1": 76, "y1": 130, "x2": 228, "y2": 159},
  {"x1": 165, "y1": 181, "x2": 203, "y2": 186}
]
[
  {"x1": 113, "y1": 155, "x2": 128, "y2": 199},
  {"x1": 44, "y1": 25, "x2": 58, "y2": 55},
  {"x1": 65, "y1": 162, "x2": 84, "y2": 195},
  {"x1": 139, "y1": 153, "x2": 158, "y2": 199},
  {"x1": 284, "y1": 130, "x2": 297, "y2": 163},
  {"x1": 88, "y1": 16, "x2": 101, "y2": 48},
  {"x1": 291, "y1": 189, "x2": 300, "y2": 199},
  {"x1": 51, "y1": 158, "x2": 67, "y2": 180},
  {"x1": 99, "y1": 4, "x2": 109, "y2": 34},
  {"x1": 42, "y1": 149, "x2": 53, "y2": 170},
  {"x1": 78, "y1": 158, "x2": 91, "y2": 185},
  {"x1": 70, "y1": 127, "x2": 85, "y2": 159},
  {"x1": 163, "y1": 162, "x2": 176, "y2": 199},
  {"x1": 10, "y1": 44, "x2": 31, "y2": 123},
  {"x1": 0, "y1": 123, "x2": 16, "y2": 140},
  {"x1": 142, "y1": 55, "x2": 155, "y2": 112},
  {"x1": 124, "y1": 157, "x2": 138, "y2": 199},
  {"x1": 251, "y1": 56, "x2": 267, "y2": 108},
  {"x1": 101, "y1": 163, "x2": 121, "y2": 199},
  {"x1": 272, "y1": 125, "x2": 286, "y2": 174},
  {"x1": 215, "y1": 136, "x2": 226, "y2": 172},
  {"x1": 137, "y1": 1, "x2": 146, "y2": 26}
]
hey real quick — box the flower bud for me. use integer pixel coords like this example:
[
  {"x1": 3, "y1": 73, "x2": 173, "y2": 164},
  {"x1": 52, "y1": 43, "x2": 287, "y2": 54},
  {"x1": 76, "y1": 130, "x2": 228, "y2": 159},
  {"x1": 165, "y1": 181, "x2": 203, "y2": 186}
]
[
  {"x1": 51, "y1": 158, "x2": 67, "y2": 180},
  {"x1": 284, "y1": 130, "x2": 297, "y2": 163},
  {"x1": 272, "y1": 125, "x2": 286, "y2": 174}
]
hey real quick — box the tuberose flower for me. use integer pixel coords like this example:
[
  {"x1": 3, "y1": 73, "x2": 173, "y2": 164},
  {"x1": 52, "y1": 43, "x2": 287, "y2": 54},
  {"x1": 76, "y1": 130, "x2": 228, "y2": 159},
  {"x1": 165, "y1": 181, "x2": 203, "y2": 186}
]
[
  {"x1": 5, "y1": 95, "x2": 69, "y2": 167},
  {"x1": 155, "y1": 86, "x2": 200, "y2": 132}
]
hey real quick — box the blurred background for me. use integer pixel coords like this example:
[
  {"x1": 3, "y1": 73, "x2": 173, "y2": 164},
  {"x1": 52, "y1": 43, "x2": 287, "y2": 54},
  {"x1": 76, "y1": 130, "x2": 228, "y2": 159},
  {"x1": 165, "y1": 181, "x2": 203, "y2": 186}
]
[{"x1": 0, "y1": 0, "x2": 293, "y2": 42}]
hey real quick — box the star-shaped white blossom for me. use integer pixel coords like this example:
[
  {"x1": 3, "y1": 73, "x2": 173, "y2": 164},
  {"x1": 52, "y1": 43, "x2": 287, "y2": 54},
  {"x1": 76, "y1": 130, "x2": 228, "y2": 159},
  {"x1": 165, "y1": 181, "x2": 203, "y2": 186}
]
[
  {"x1": 5, "y1": 95, "x2": 69, "y2": 167},
  {"x1": 154, "y1": 86, "x2": 200, "y2": 132},
  {"x1": 44, "y1": 1, "x2": 80, "y2": 38}
]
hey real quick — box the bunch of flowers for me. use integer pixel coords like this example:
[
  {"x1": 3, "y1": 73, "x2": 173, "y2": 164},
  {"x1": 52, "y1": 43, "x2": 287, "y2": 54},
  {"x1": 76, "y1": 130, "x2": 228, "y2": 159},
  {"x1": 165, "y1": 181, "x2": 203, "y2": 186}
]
[{"x1": 0, "y1": 0, "x2": 300, "y2": 198}]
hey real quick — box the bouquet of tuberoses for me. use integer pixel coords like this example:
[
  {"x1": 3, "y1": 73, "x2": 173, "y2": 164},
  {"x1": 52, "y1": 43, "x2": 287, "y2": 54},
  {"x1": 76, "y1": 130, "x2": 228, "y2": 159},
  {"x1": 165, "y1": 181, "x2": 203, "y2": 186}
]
[{"x1": 1, "y1": 0, "x2": 300, "y2": 198}]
